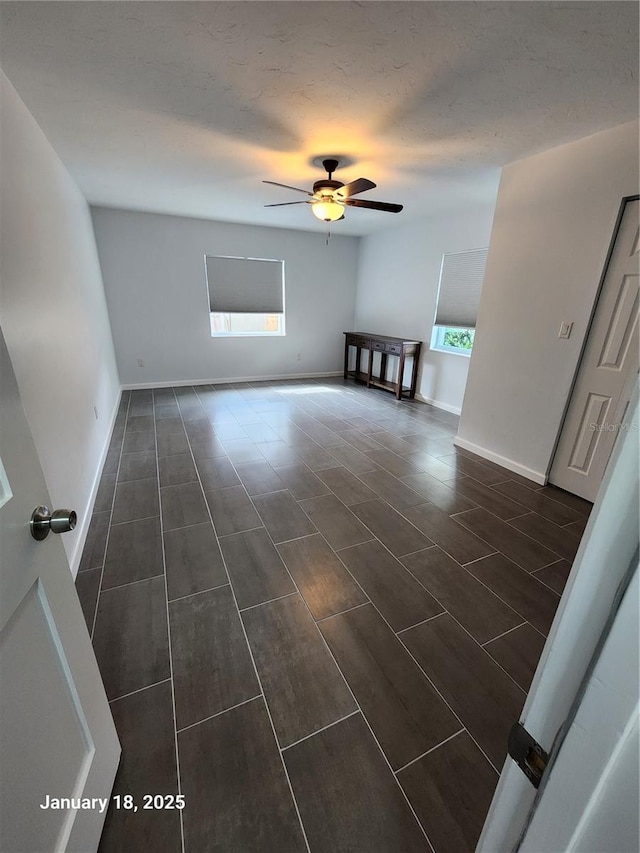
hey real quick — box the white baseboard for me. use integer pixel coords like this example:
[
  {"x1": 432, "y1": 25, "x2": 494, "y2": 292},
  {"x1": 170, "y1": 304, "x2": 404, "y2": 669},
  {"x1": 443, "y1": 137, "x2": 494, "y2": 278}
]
[
  {"x1": 121, "y1": 371, "x2": 343, "y2": 390},
  {"x1": 69, "y1": 392, "x2": 122, "y2": 578},
  {"x1": 414, "y1": 393, "x2": 462, "y2": 416},
  {"x1": 453, "y1": 435, "x2": 547, "y2": 485}
]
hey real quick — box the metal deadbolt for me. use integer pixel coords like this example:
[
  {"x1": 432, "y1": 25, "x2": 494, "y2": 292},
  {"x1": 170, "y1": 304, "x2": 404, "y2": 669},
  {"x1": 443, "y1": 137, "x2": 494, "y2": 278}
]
[{"x1": 30, "y1": 506, "x2": 77, "y2": 541}]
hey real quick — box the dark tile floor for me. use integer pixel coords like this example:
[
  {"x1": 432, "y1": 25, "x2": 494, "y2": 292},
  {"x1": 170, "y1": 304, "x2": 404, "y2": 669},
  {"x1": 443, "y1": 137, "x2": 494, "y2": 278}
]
[{"x1": 75, "y1": 378, "x2": 592, "y2": 853}]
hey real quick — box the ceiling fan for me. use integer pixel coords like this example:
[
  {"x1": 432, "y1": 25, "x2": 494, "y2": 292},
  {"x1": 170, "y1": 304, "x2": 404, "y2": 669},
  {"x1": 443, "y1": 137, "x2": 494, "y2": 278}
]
[{"x1": 263, "y1": 158, "x2": 403, "y2": 223}]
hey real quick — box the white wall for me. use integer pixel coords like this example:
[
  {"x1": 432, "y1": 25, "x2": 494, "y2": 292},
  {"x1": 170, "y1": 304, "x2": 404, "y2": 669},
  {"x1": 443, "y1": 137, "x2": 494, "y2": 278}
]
[
  {"x1": 91, "y1": 207, "x2": 360, "y2": 386},
  {"x1": 457, "y1": 120, "x2": 639, "y2": 481},
  {"x1": 354, "y1": 206, "x2": 496, "y2": 413},
  {"x1": 0, "y1": 73, "x2": 120, "y2": 573}
]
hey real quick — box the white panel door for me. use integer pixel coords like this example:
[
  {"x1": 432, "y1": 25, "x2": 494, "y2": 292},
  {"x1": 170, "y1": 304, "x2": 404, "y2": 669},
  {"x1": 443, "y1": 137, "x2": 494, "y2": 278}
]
[
  {"x1": 0, "y1": 330, "x2": 120, "y2": 852},
  {"x1": 550, "y1": 198, "x2": 639, "y2": 501}
]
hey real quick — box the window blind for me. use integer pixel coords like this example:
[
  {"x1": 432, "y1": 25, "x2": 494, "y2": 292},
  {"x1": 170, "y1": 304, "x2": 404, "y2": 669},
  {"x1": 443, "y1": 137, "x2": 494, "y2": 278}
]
[
  {"x1": 206, "y1": 255, "x2": 284, "y2": 314},
  {"x1": 434, "y1": 247, "x2": 488, "y2": 329}
]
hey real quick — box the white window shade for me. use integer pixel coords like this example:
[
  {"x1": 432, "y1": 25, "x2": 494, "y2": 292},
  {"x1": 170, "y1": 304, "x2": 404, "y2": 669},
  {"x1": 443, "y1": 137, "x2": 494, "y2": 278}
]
[
  {"x1": 206, "y1": 256, "x2": 284, "y2": 314},
  {"x1": 434, "y1": 248, "x2": 488, "y2": 329}
]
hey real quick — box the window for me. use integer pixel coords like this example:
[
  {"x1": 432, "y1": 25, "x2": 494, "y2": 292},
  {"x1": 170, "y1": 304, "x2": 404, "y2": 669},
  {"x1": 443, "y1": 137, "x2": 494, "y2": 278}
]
[
  {"x1": 205, "y1": 255, "x2": 285, "y2": 337},
  {"x1": 431, "y1": 247, "x2": 488, "y2": 356}
]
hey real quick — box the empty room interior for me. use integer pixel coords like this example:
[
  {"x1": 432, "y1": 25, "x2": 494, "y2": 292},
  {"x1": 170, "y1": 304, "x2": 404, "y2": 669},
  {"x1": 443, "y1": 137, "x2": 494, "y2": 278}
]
[{"x1": 1, "y1": 3, "x2": 639, "y2": 852}]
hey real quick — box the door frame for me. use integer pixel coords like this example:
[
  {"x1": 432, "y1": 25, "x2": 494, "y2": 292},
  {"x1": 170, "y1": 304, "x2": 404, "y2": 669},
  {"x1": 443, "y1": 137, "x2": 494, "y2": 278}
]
[
  {"x1": 478, "y1": 382, "x2": 639, "y2": 851},
  {"x1": 547, "y1": 194, "x2": 639, "y2": 487}
]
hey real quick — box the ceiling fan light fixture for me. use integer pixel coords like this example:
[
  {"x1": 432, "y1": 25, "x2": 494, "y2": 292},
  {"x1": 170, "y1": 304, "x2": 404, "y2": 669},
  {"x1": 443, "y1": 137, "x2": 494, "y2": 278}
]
[{"x1": 311, "y1": 199, "x2": 344, "y2": 222}]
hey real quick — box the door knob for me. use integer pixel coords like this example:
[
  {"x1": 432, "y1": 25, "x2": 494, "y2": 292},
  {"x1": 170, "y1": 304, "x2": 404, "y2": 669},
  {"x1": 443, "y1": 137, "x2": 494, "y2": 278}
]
[{"x1": 30, "y1": 506, "x2": 77, "y2": 541}]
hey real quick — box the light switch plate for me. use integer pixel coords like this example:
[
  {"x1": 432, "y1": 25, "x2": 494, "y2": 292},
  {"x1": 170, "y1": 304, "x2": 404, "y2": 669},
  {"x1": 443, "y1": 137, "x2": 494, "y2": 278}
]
[{"x1": 559, "y1": 322, "x2": 573, "y2": 339}]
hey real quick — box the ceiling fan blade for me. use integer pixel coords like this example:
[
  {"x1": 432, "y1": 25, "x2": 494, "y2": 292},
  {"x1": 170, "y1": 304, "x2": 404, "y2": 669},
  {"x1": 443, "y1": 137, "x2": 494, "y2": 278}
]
[
  {"x1": 264, "y1": 201, "x2": 311, "y2": 207},
  {"x1": 263, "y1": 180, "x2": 312, "y2": 196},
  {"x1": 335, "y1": 178, "x2": 376, "y2": 198},
  {"x1": 342, "y1": 198, "x2": 403, "y2": 213}
]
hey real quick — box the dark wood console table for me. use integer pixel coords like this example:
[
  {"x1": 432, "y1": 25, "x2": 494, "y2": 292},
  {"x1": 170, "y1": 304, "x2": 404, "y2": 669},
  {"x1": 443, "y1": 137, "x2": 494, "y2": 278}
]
[{"x1": 343, "y1": 332, "x2": 421, "y2": 400}]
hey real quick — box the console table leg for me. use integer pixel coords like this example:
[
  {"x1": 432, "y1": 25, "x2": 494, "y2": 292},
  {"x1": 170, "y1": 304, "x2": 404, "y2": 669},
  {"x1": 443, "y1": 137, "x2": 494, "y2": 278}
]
[{"x1": 396, "y1": 352, "x2": 406, "y2": 400}]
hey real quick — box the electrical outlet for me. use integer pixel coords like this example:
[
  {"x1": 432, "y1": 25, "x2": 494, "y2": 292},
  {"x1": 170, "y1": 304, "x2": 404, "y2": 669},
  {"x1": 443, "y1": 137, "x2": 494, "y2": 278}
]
[
  {"x1": 296, "y1": 352, "x2": 302, "y2": 361},
  {"x1": 558, "y1": 322, "x2": 573, "y2": 339},
  {"x1": 137, "y1": 358, "x2": 145, "y2": 368}
]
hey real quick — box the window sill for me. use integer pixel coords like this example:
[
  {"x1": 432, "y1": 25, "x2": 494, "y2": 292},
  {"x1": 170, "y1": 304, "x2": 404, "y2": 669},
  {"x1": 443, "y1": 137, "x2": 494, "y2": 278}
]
[
  {"x1": 430, "y1": 345, "x2": 472, "y2": 358},
  {"x1": 210, "y1": 332, "x2": 285, "y2": 338}
]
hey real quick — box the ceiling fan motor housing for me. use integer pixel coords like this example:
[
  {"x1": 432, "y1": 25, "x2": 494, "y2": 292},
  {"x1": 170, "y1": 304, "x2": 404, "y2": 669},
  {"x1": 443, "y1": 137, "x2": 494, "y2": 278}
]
[{"x1": 313, "y1": 178, "x2": 343, "y2": 195}]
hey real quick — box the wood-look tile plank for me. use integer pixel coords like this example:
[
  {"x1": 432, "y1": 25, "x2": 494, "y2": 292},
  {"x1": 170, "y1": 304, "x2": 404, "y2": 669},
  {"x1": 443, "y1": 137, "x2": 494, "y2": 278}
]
[
  {"x1": 338, "y1": 540, "x2": 443, "y2": 632},
  {"x1": 273, "y1": 463, "x2": 331, "y2": 500},
  {"x1": 402, "y1": 452, "x2": 460, "y2": 482},
  {"x1": 484, "y1": 623, "x2": 546, "y2": 691},
  {"x1": 326, "y1": 443, "x2": 380, "y2": 474},
  {"x1": 368, "y1": 430, "x2": 417, "y2": 455},
  {"x1": 126, "y1": 414, "x2": 154, "y2": 433},
  {"x1": 75, "y1": 568, "x2": 101, "y2": 632},
  {"x1": 398, "y1": 731, "x2": 498, "y2": 853},
  {"x1": 235, "y1": 460, "x2": 286, "y2": 496},
  {"x1": 160, "y1": 481, "x2": 209, "y2": 531},
  {"x1": 155, "y1": 416, "x2": 186, "y2": 438},
  {"x1": 122, "y1": 429, "x2": 156, "y2": 454},
  {"x1": 117, "y1": 451, "x2": 157, "y2": 483},
  {"x1": 206, "y1": 485, "x2": 263, "y2": 537},
  {"x1": 196, "y1": 455, "x2": 240, "y2": 490},
  {"x1": 445, "y1": 474, "x2": 527, "y2": 519},
  {"x1": 277, "y1": 534, "x2": 367, "y2": 620},
  {"x1": 316, "y1": 466, "x2": 377, "y2": 505},
  {"x1": 298, "y1": 493, "x2": 373, "y2": 550},
  {"x1": 454, "y1": 507, "x2": 558, "y2": 572},
  {"x1": 438, "y1": 454, "x2": 506, "y2": 485},
  {"x1": 179, "y1": 698, "x2": 306, "y2": 853},
  {"x1": 320, "y1": 604, "x2": 459, "y2": 769},
  {"x1": 94, "y1": 474, "x2": 117, "y2": 513},
  {"x1": 534, "y1": 559, "x2": 573, "y2": 594},
  {"x1": 221, "y1": 438, "x2": 264, "y2": 464},
  {"x1": 157, "y1": 452, "x2": 197, "y2": 487},
  {"x1": 243, "y1": 594, "x2": 355, "y2": 747},
  {"x1": 493, "y1": 480, "x2": 582, "y2": 525},
  {"x1": 358, "y1": 469, "x2": 425, "y2": 510},
  {"x1": 169, "y1": 585, "x2": 258, "y2": 730},
  {"x1": 401, "y1": 472, "x2": 477, "y2": 515},
  {"x1": 337, "y1": 429, "x2": 385, "y2": 453},
  {"x1": 365, "y1": 448, "x2": 422, "y2": 478},
  {"x1": 99, "y1": 682, "x2": 180, "y2": 853},
  {"x1": 78, "y1": 511, "x2": 110, "y2": 571},
  {"x1": 101, "y1": 446, "x2": 121, "y2": 477},
  {"x1": 220, "y1": 528, "x2": 296, "y2": 609},
  {"x1": 256, "y1": 440, "x2": 302, "y2": 468},
  {"x1": 111, "y1": 477, "x2": 159, "y2": 524},
  {"x1": 93, "y1": 576, "x2": 170, "y2": 700},
  {"x1": 156, "y1": 431, "x2": 190, "y2": 458},
  {"x1": 284, "y1": 713, "x2": 428, "y2": 853},
  {"x1": 402, "y1": 613, "x2": 524, "y2": 768},
  {"x1": 252, "y1": 490, "x2": 317, "y2": 544},
  {"x1": 401, "y1": 503, "x2": 495, "y2": 564},
  {"x1": 349, "y1": 499, "x2": 433, "y2": 557},
  {"x1": 509, "y1": 512, "x2": 582, "y2": 561},
  {"x1": 402, "y1": 546, "x2": 522, "y2": 644},
  {"x1": 163, "y1": 522, "x2": 228, "y2": 601},
  {"x1": 187, "y1": 432, "x2": 228, "y2": 460},
  {"x1": 102, "y1": 517, "x2": 163, "y2": 589},
  {"x1": 465, "y1": 553, "x2": 560, "y2": 635},
  {"x1": 536, "y1": 484, "x2": 592, "y2": 517},
  {"x1": 565, "y1": 517, "x2": 588, "y2": 536}
]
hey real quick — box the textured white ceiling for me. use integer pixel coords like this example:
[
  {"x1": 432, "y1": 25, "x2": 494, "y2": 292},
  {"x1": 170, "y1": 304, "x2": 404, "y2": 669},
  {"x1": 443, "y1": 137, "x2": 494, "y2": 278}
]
[{"x1": 1, "y1": 2, "x2": 638, "y2": 235}]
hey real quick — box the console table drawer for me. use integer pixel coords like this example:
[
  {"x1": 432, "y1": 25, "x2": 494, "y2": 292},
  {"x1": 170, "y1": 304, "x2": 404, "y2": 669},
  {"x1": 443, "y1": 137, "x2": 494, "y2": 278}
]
[
  {"x1": 371, "y1": 340, "x2": 386, "y2": 352},
  {"x1": 385, "y1": 342, "x2": 402, "y2": 355}
]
